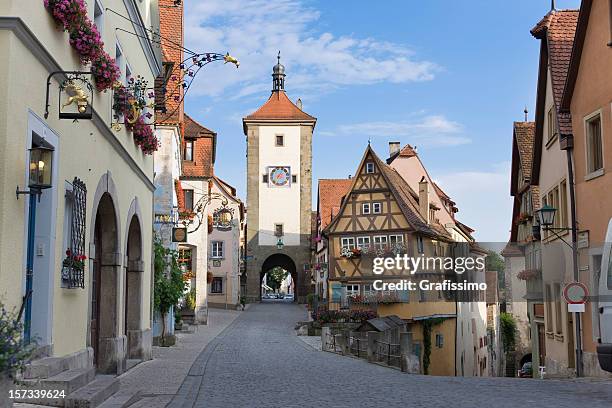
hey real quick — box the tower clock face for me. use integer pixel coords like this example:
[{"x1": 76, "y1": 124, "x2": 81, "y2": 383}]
[{"x1": 269, "y1": 166, "x2": 291, "y2": 187}]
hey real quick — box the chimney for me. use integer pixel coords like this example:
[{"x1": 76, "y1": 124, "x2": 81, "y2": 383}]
[
  {"x1": 418, "y1": 176, "x2": 430, "y2": 224},
  {"x1": 296, "y1": 98, "x2": 303, "y2": 110},
  {"x1": 389, "y1": 141, "x2": 401, "y2": 158}
]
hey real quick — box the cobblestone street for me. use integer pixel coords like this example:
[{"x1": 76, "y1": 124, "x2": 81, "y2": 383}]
[{"x1": 165, "y1": 303, "x2": 612, "y2": 408}]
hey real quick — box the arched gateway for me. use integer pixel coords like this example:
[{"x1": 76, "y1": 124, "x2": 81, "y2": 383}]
[{"x1": 243, "y1": 55, "x2": 316, "y2": 303}]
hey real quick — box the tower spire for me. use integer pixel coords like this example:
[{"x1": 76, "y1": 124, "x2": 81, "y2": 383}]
[
  {"x1": 524, "y1": 106, "x2": 529, "y2": 121},
  {"x1": 551, "y1": 0, "x2": 556, "y2": 11},
  {"x1": 272, "y1": 51, "x2": 286, "y2": 92}
]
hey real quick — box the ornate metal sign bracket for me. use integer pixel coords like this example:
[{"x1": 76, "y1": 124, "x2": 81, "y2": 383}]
[{"x1": 44, "y1": 71, "x2": 93, "y2": 120}]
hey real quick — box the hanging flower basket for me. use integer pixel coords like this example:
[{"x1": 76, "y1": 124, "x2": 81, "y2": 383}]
[{"x1": 517, "y1": 269, "x2": 541, "y2": 281}]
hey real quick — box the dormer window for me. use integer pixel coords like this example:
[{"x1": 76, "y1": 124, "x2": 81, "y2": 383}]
[
  {"x1": 184, "y1": 140, "x2": 194, "y2": 161},
  {"x1": 366, "y1": 162, "x2": 374, "y2": 174}
]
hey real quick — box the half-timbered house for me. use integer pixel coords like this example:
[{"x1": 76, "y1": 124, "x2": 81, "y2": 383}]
[{"x1": 323, "y1": 145, "x2": 464, "y2": 376}]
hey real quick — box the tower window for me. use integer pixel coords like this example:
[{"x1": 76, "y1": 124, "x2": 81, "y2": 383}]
[
  {"x1": 292, "y1": 175, "x2": 297, "y2": 183},
  {"x1": 274, "y1": 223, "x2": 284, "y2": 237},
  {"x1": 366, "y1": 162, "x2": 374, "y2": 174},
  {"x1": 262, "y1": 174, "x2": 269, "y2": 183},
  {"x1": 276, "y1": 134, "x2": 284, "y2": 146}
]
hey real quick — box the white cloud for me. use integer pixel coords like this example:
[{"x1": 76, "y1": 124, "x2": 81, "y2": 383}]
[
  {"x1": 184, "y1": 0, "x2": 438, "y2": 98},
  {"x1": 434, "y1": 162, "x2": 512, "y2": 242},
  {"x1": 332, "y1": 114, "x2": 470, "y2": 147}
]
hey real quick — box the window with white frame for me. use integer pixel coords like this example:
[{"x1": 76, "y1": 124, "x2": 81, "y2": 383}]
[
  {"x1": 356, "y1": 236, "x2": 370, "y2": 250},
  {"x1": 373, "y1": 235, "x2": 387, "y2": 249},
  {"x1": 184, "y1": 140, "x2": 194, "y2": 161},
  {"x1": 115, "y1": 44, "x2": 125, "y2": 82},
  {"x1": 94, "y1": 0, "x2": 104, "y2": 37},
  {"x1": 346, "y1": 284, "x2": 360, "y2": 297},
  {"x1": 389, "y1": 234, "x2": 404, "y2": 248},
  {"x1": 211, "y1": 241, "x2": 224, "y2": 259},
  {"x1": 363, "y1": 284, "x2": 373, "y2": 295},
  {"x1": 586, "y1": 113, "x2": 603, "y2": 175},
  {"x1": 365, "y1": 162, "x2": 374, "y2": 174},
  {"x1": 362, "y1": 203, "x2": 371, "y2": 214},
  {"x1": 341, "y1": 237, "x2": 355, "y2": 250},
  {"x1": 372, "y1": 202, "x2": 382, "y2": 214}
]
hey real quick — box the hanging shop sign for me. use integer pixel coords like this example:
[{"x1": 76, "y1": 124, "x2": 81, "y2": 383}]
[
  {"x1": 45, "y1": 71, "x2": 93, "y2": 120},
  {"x1": 172, "y1": 227, "x2": 188, "y2": 243}
]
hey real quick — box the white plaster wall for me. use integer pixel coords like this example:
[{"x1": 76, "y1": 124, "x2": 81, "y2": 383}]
[{"x1": 258, "y1": 125, "x2": 301, "y2": 246}]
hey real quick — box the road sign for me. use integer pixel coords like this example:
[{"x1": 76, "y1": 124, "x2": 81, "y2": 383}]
[{"x1": 563, "y1": 281, "x2": 589, "y2": 304}]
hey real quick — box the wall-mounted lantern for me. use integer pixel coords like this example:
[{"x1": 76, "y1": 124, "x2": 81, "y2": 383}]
[
  {"x1": 277, "y1": 238, "x2": 284, "y2": 250},
  {"x1": 17, "y1": 141, "x2": 54, "y2": 199}
]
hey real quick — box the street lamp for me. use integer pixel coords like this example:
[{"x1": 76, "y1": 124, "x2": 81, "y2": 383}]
[
  {"x1": 17, "y1": 142, "x2": 55, "y2": 199},
  {"x1": 277, "y1": 238, "x2": 284, "y2": 250},
  {"x1": 534, "y1": 203, "x2": 583, "y2": 377},
  {"x1": 536, "y1": 204, "x2": 556, "y2": 228}
]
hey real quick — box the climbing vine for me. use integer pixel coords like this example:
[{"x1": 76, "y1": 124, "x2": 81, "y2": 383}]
[
  {"x1": 422, "y1": 317, "x2": 446, "y2": 375},
  {"x1": 500, "y1": 312, "x2": 517, "y2": 353}
]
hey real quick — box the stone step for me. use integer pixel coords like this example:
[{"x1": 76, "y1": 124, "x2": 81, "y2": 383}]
[
  {"x1": 97, "y1": 391, "x2": 141, "y2": 408},
  {"x1": 24, "y1": 357, "x2": 66, "y2": 379},
  {"x1": 14, "y1": 368, "x2": 96, "y2": 406},
  {"x1": 125, "y1": 359, "x2": 141, "y2": 372},
  {"x1": 64, "y1": 375, "x2": 118, "y2": 408}
]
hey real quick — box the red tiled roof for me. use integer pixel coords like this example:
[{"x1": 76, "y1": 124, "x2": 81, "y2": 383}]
[
  {"x1": 244, "y1": 91, "x2": 316, "y2": 121},
  {"x1": 531, "y1": 10, "x2": 579, "y2": 134},
  {"x1": 370, "y1": 149, "x2": 452, "y2": 240},
  {"x1": 318, "y1": 179, "x2": 352, "y2": 229},
  {"x1": 182, "y1": 114, "x2": 216, "y2": 178},
  {"x1": 398, "y1": 144, "x2": 417, "y2": 157},
  {"x1": 184, "y1": 114, "x2": 216, "y2": 138},
  {"x1": 513, "y1": 121, "x2": 536, "y2": 180}
]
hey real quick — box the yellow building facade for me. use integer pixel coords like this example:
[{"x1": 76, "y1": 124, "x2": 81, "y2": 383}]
[{"x1": 0, "y1": 0, "x2": 161, "y2": 374}]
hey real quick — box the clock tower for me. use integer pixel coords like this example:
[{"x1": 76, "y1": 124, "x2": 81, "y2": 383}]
[{"x1": 243, "y1": 54, "x2": 316, "y2": 302}]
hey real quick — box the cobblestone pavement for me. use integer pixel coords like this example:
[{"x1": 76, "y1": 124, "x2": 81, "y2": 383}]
[{"x1": 170, "y1": 302, "x2": 612, "y2": 408}]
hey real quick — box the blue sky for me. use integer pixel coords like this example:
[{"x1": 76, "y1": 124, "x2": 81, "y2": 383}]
[{"x1": 183, "y1": 0, "x2": 581, "y2": 242}]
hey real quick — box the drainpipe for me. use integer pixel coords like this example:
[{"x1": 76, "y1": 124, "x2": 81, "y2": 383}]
[
  {"x1": 565, "y1": 146, "x2": 583, "y2": 377},
  {"x1": 23, "y1": 194, "x2": 38, "y2": 343}
]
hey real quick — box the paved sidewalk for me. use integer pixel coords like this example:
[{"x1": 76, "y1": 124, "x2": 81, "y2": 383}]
[{"x1": 112, "y1": 308, "x2": 242, "y2": 407}]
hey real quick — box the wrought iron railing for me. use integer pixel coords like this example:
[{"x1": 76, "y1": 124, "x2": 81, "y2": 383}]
[{"x1": 375, "y1": 340, "x2": 401, "y2": 367}]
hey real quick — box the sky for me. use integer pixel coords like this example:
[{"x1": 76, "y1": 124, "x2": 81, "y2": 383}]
[{"x1": 182, "y1": 0, "x2": 581, "y2": 243}]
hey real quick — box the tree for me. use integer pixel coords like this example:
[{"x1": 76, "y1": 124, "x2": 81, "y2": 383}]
[
  {"x1": 266, "y1": 267, "x2": 288, "y2": 291},
  {"x1": 500, "y1": 312, "x2": 517, "y2": 353},
  {"x1": 486, "y1": 250, "x2": 505, "y2": 288},
  {"x1": 153, "y1": 236, "x2": 187, "y2": 346}
]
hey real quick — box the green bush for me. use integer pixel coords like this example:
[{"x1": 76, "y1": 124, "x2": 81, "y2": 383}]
[
  {"x1": 1, "y1": 303, "x2": 35, "y2": 377},
  {"x1": 153, "y1": 236, "x2": 187, "y2": 345}
]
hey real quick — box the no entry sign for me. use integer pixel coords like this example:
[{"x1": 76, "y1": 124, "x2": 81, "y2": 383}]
[{"x1": 563, "y1": 282, "x2": 589, "y2": 304}]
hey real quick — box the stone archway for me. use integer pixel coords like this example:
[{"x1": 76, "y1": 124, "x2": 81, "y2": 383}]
[
  {"x1": 125, "y1": 214, "x2": 143, "y2": 358},
  {"x1": 261, "y1": 254, "x2": 298, "y2": 302},
  {"x1": 91, "y1": 192, "x2": 123, "y2": 373}
]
